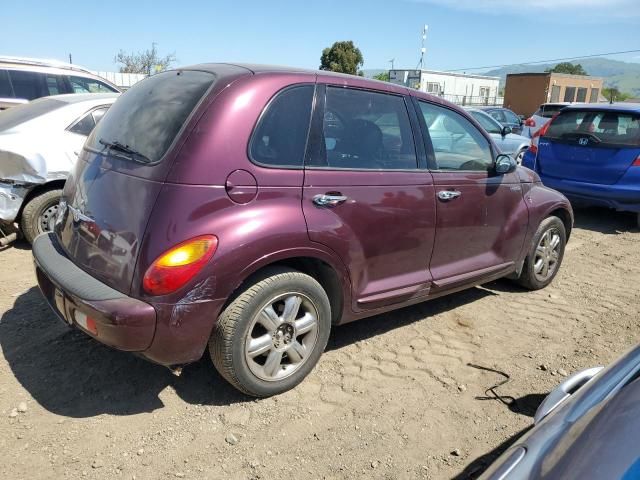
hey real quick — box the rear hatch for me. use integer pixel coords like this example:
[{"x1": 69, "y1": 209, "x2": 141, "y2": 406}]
[
  {"x1": 55, "y1": 69, "x2": 224, "y2": 295},
  {"x1": 537, "y1": 109, "x2": 640, "y2": 185}
]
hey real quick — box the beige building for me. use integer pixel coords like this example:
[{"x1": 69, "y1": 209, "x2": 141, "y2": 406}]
[{"x1": 503, "y1": 73, "x2": 604, "y2": 117}]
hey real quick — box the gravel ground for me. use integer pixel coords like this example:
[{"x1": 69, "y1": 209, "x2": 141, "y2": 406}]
[{"x1": 1, "y1": 207, "x2": 638, "y2": 480}]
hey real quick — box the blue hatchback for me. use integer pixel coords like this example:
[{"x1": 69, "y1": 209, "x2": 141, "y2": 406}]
[{"x1": 522, "y1": 104, "x2": 640, "y2": 225}]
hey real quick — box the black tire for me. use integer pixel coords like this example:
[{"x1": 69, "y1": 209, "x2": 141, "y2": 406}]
[
  {"x1": 514, "y1": 216, "x2": 566, "y2": 291},
  {"x1": 210, "y1": 267, "x2": 331, "y2": 397},
  {"x1": 20, "y1": 189, "x2": 63, "y2": 244}
]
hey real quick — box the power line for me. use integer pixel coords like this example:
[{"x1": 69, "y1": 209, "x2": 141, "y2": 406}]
[{"x1": 445, "y1": 48, "x2": 640, "y2": 72}]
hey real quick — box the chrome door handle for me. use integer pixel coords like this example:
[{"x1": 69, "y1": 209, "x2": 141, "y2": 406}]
[
  {"x1": 437, "y1": 190, "x2": 462, "y2": 201},
  {"x1": 313, "y1": 193, "x2": 348, "y2": 207}
]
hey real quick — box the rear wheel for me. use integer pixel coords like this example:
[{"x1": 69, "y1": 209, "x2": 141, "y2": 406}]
[
  {"x1": 209, "y1": 267, "x2": 331, "y2": 397},
  {"x1": 20, "y1": 189, "x2": 63, "y2": 244},
  {"x1": 514, "y1": 216, "x2": 566, "y2": 290}
]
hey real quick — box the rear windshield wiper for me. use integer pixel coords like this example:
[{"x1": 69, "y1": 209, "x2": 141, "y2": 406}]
[{"x1": 98, "y1": 138, "x2": 151, "y2": 163}]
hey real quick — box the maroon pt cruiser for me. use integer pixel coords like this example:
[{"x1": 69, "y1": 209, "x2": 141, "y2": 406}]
[{"x1": 33, "y1": 64, "x2": 573, "y2": 397}]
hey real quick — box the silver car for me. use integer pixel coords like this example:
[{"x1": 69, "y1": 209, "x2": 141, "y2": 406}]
[
  {"x1": 465, "y1": 108, "x2": 531, "y2": 164},
  {"x1": 480, "y1": 344, "x2": 640, "y2": 480},
  {"x1": 0, "y1": 93, "x2": 118, "y2": 244},
  {"x1": 0, "y1": 56, "x2": 120, "y2": 110}
]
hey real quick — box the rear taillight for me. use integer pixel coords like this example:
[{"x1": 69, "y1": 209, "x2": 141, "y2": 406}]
[
  {"x1": 143, "y1": 235, "x2": 218, "y2": 296},
  {"x1": 633, "y1": 156, "x2": 640, "y2": 166},
  {"x1": 525, "y1": 118, "x2": 536, "y2": 127}
]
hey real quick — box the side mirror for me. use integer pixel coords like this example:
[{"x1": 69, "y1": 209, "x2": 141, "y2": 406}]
[
  {"x1": 501, "y1": 125, "x2": 512, "y2": 137},
  {"x1": 494, "y1": 154, "x2": 517, "y2": 174}
]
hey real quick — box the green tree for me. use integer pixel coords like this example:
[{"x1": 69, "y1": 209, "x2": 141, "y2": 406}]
[
  {"x1": 320, "y1": 41, "x2": 364, "y2": 76},
  {"x1": 115, "y1": 43, "x2": 176, "y2": 75},
  {"x1": 545, "y1": 62, "x2": 587, "y2": 75},
  {"x1": 373, "y1": 71, "x2": 390, "y2": 82},
  {"x1": 602, "y1": 87, "x2": 631, "y2": 102}
]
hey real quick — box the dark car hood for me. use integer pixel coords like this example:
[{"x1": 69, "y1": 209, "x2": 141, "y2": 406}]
[{"x1": 517, "y1": 166, "x2": 541, "y2": 184}]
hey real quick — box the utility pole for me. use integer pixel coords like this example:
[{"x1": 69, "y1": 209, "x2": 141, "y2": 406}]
[
  {"x1": 68, "y1": 54, "x2": 72, "y2": 64},
  {"x1": 417, "y1": 24, "x2": 428, "y2": 70},
  {"x1": 389, "y1": 58, "x2": 395, "y2": 70}
]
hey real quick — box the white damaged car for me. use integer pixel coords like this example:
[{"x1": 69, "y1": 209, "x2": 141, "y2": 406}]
[{"x1": 0, "y1": 93, "x2": 118, "y2": 243}]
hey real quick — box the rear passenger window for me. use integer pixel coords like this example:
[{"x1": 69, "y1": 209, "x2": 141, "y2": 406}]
[
  {"x1": 419, "y1": 101, "x2": 493, "y2": 171},
  {"x1": 8, "y1": 70, "x2": 45, "y2": 100},
  {"x1": 250, "y1": 85, "x2": 314, "y2": 167},
  {"x1": 0, "y1": 70, "x2": 13, "y2": 97},
  {"x1": 317, "y1": 87, "x2": 417, "y2": 170},
  {"x1": 46, "y1": 75, "x2": 66, "y2": 95},
  {"x1": 68, "y1": 111, "x2": 96, "y2": 136}
]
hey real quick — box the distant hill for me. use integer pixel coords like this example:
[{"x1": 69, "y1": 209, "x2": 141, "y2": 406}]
[{"x1": 484, "y1": 58, "x2": 640, "y2": 96}]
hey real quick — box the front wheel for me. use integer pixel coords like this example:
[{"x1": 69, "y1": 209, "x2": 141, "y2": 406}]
[
  {"x1": 514, "y1": 216, "x2": 566, "y2": 290},
  {"x1": 209, "y1": 267, "x2": 331, "y2": 397},
  {"x1": 515, "y1": 148, "x2": 527, "y2": 165},
  {"x1": 20, "y1": 189, "x2": 63, "y2": 244}
]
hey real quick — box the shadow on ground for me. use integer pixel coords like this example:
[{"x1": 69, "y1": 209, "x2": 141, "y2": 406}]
[
  {"x1": 452, "y1": 391, "x2": 546, "y2": 479},
  {"x1": 2, "y1": 285, "x2": 495, "y2": 418},
  {"x1": 573, "y1": 207, "x2": 637, "y2": 235}
]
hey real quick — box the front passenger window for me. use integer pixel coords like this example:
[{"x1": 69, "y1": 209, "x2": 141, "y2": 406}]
[{"x1": 419, "y1": 102, "x2": 493, "y2": 171}]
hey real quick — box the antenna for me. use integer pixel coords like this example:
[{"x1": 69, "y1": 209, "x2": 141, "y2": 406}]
[{"x1": 417, "y1": 24, "x2": 428, "y2": 70}]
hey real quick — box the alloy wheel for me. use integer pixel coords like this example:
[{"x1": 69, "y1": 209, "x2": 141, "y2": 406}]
[
  {"x1": 533, "y1": 228, "x2": 561, "y2": 282},
  {"x1": 245, "y1": 293, "x2": 319, "y2": 382}
]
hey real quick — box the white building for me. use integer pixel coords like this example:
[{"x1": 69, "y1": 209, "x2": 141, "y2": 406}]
[{"x1": 388, "y1": 69, "x2": 502, "y2": 106}]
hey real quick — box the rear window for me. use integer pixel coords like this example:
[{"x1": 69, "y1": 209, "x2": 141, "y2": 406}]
[
  {"x1": 545, "y1": 110, "x2": 640, "y2": 147},
  {"x1": 0, "y1": 97, "x2": 65, "y2": 132},
  {"x1": 85, "y1": 70, "x2": 215, "y2": 163},
  {"x1": 536, "y1": 104, "x2": 566, "y2": 119}
]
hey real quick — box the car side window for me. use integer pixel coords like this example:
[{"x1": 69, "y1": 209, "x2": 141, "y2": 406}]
[
  {"x1": 418, "y1": 101, "x2": 493, "y2": 172},
  {"x1": 489, "y1": 110, "x2": 506, "y2": 123},
  {"x1": 68, "y1": 75, "x2": 117, "y2": 93},
  {"x1": 318, "y1": 87, "x2": 417, "y2": 170},
  {"x1": 504, "y1": 110, "x2": 521, "y2": 124},
  {"x1": 45, "y1": 75, "x2": 66, "y2": 95},
  {"x1": 68, "y1": 111, "x2": 96, "y2": 136},
  {"x1": 0, "y1": 70, "x2": 13, "y2": 98},
  {"x1": 7, "y1": 70, "x2": 46, "y2": 100},
  {"x1": 249, "y1": 85, "x2": 314, "y2": 167},
  {"x1": 92, "y1": 106, "x2": 109, "y2": 124}
]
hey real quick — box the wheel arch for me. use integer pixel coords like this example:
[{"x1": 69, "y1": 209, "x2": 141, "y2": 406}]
[
  {"x1": 221, "y1": 251, "x2": 350, "y2": 326},
  {"x1": 548, "y1": 207, "x2": 573, "y2": 240}
]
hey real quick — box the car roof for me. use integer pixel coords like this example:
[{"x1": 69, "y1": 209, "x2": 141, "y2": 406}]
[
  {"x1": 47, "y1": 93, "x2": 119, "y2": 104},
  {"x1": 562, "y1": 102, "x2": 640, "y2": 114},
  {"x1": 179, "y1": 62, "x2": 406, "y2": 89},
  {"x1": 0, "y1": 56, "x2": 94, "y2": 74}
]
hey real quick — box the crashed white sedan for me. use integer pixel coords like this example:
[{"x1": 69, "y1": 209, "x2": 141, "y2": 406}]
[{"x1": 0, "y1": 93, "x2": 118, "y2": 243}]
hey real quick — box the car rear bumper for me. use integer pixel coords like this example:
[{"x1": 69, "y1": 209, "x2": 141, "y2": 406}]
[
  {"x1": 33, "y1": 232, "x2": 157, "y2": 352},
  {"x1": 537, "y1": 176, "x2": 640, "y2": 212},
  {"x1": 33, "y1": 232, "x2": 227, "y2": 366}
]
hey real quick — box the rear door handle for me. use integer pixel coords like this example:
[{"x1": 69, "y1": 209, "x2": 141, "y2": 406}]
[
  {"x1": 437, "y1": 190, "x2": 462, "y2": 201},
  {"x1": 313, "y1": 193, "x2": 348, "y2": 207}
]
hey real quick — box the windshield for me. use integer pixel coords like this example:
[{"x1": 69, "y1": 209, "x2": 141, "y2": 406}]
[
  {"x1": 0, "y1": 97, "x2": 65, "y2": 132},
  {"x1": 469, "y1": 110, "x2": 502, "y2": 134},
  {"x1": 85, "y1": 70, "x2": 215, "y2": 163},
  {"x1": 546, "y1": 110, "x2": 640, "y2": 147}
]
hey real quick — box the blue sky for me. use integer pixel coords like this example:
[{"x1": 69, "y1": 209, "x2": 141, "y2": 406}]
[{"x1": 3, "y1": 0, "x2": 639, "y2": 73}]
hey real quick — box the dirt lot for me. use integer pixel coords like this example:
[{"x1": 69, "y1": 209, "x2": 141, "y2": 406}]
[{"x1": 1, "y1": 207, "x2": 639, "y2": 480}]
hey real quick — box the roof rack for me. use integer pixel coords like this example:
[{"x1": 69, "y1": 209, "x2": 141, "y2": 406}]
[{"x1": 0, "y1": 55, "x2": 92, "y2": 73}]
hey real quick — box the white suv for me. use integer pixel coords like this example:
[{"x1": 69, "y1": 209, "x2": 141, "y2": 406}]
[{"x1": 0, "y1": 56, "x2": 120, "y2": 109}]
